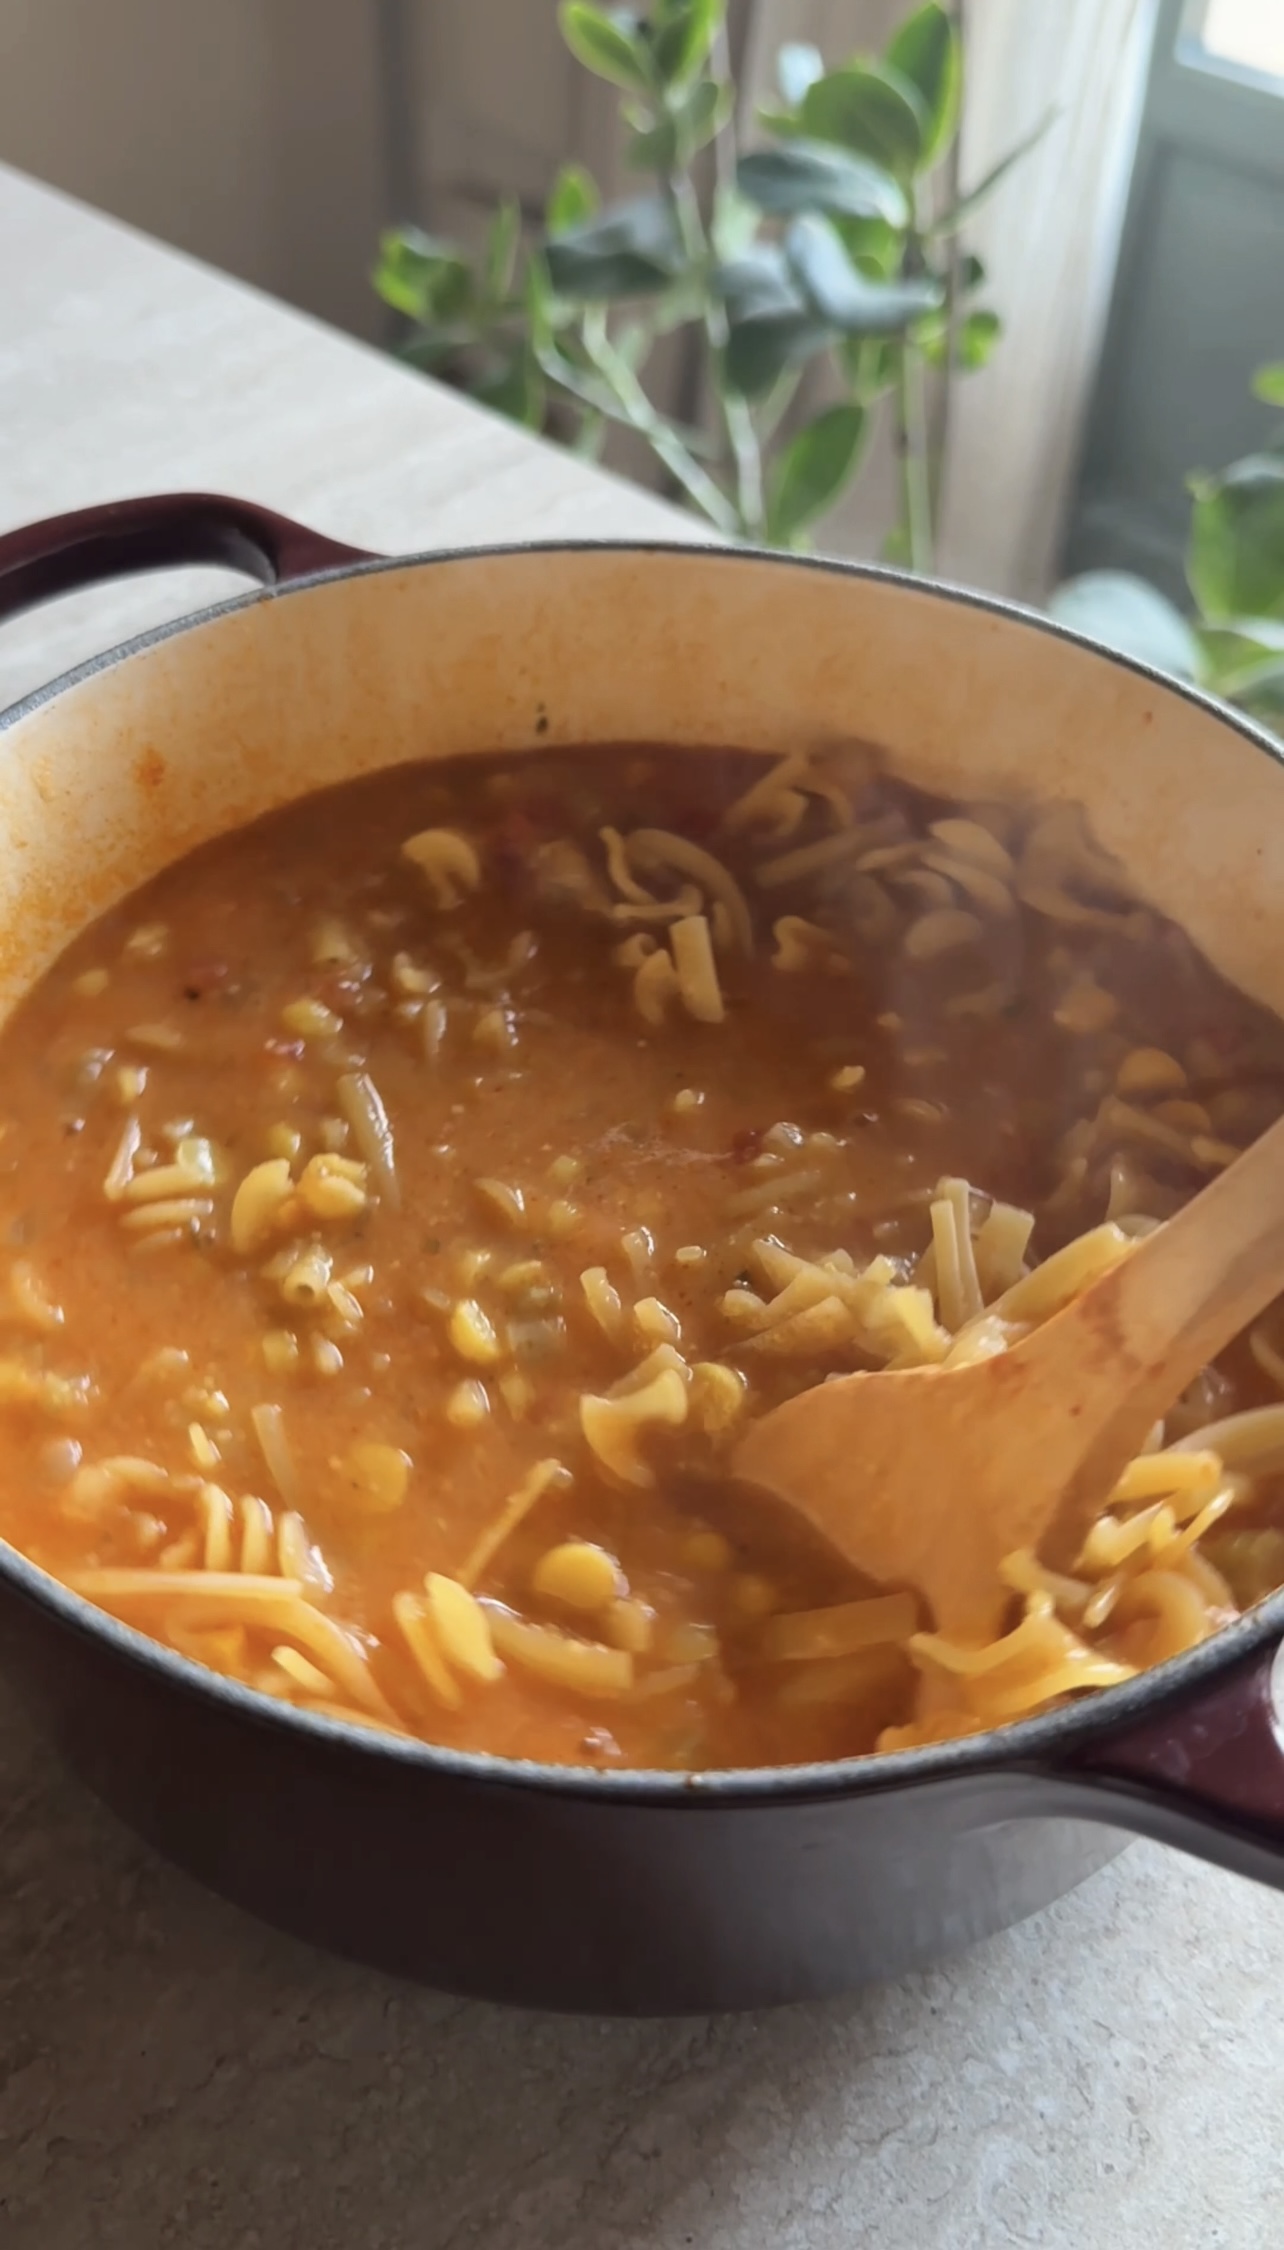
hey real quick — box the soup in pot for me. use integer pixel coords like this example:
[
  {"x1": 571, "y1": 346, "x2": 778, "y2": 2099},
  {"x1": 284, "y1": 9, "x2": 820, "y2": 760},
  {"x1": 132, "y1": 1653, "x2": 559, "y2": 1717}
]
[{"x1": 2, "y1": 743, "x2": 1283, "y2": 1769}]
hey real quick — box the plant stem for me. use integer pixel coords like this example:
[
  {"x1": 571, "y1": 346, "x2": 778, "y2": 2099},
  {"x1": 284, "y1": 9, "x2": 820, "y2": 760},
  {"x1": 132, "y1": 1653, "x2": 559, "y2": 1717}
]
[
  {"x1": 575, "y1": 313, "x2": 740, "y2": 533},
  {"x1": 663, "y1": 141, "x2": 765, "y2": 539},
  {"x1": 929, "y1": 0, "x2": 968, "y2": 529},
  {"x1": 896, "y1": 347, "x2": 934, "y2": 575}
]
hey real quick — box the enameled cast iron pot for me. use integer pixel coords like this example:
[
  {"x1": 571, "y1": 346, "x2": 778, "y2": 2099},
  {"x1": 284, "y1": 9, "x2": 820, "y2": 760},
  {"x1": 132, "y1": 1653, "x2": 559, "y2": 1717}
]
[{"x1": 1, "y1": 492, "x2": 1283, "y2": 2015}]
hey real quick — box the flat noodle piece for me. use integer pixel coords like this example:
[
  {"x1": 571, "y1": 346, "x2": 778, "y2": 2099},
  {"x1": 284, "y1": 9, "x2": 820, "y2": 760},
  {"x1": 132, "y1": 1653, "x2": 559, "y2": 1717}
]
[
  {"x1": 940, "y1": 1179, "x2": 983, "y2": 1326},
  {"x1": 599, "y1": 825, "x2": 656, "y2": 907},
  {"x1": 987, "y1": 1223, "x2": 1133, "y2": 1329},
  {"x1": 669, "y1": 916, "x2": 725, "y2": 1024},
  {"x1": 424, "y1": 1573, "x2": 504, "y2": 1683},
  {"x1": 633, "y1": 946, "x2": 680, "y2": 1027},
  {"x1": 401, "y1": 828, "x2": 481, "y2": 910},
  {"x1": 272, "y1": 1644, "x2": 336, "y2": 1698},
  {"x1": 199, "y1": 1482, "x2": 235, "y2": 1573},
  {"x1": 251, "y1": 1403, "x2": 301, "y2": 1509},
  {"x1": 75, "y1": 1569, "x2": 395, "y2": 1718},
  {"x1": 626, "y1": 831, "x2": 754, "y2": 956},
  {"x1": 928, "y1": 1198, "x2": 965, "y2": 1333},
  {"x1": 1171, "y1": 1406, "x2": 1284, "y2": 1476},
  {"x1": 103, "y1": 1119, "x2": 142, "y2": 1202},
  {"x1": 755, "y1": 828, "x2": 876, "y2": 891},
  {"x1": 580, "y1": 1369, "x2": 688, "y2": 1487},
  {"x1": 481, "y1": 1603, "x2": 634, "y2": 1698},
  {"x1": 761, "y1": 1592, "x2": 918, "y2": 1663},
  {"x1": 903, "y1": 908, "x2": 984, "y2": 962},
  {"x1": 239, "y1": 1494, "x2": 276, "y2": 1576},
  {"x1": 972, "y1": 1201, "x2": 1035, "y2": 1302},
  {"x1": 457, "y1": 1459, "x2": 571, "y2": 1589},
  {"x1": 771, "y1": 917, "x2": 848, "y2": 974},
  {"x1": 337, "y1": 1073, "x2": 400, "y2": 1211},
  {"x1": 393, "y1": 1589, "x2": 462, "y2": 1709},
  {"x1": 928, "y1": 818, "x2": 1015, "y2": 879},
  {"x1": 721, "y1": 752, "x2": 810, "y2": 835}
]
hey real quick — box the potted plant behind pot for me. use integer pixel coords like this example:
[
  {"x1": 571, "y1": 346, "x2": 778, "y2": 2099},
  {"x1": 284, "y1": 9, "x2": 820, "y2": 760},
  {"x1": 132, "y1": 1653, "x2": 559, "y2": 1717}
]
[
  {"x1": 1052, "y1": 362, "x2": 1284, "y2": 736},
  {"x1": 372, "y1": 0, "x2": 1046, "y2": 566}
]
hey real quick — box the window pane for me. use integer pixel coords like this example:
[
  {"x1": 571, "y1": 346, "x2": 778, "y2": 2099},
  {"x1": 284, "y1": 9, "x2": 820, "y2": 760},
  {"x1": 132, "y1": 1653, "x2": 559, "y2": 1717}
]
[{"x1": 1195, "y1": 0, "x2": 1284, "y2": 83}]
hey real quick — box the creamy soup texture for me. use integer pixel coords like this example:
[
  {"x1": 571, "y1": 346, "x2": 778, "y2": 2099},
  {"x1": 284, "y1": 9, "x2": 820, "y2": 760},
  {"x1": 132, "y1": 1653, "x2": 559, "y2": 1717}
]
[{"x1": 1, "y1": 743, "x2": 1283, "y2": 1769}]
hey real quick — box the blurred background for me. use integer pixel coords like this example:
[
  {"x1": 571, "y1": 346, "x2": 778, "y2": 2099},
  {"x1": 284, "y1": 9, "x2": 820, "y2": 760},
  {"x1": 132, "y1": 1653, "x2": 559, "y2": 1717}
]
[{"x1": 0, "y1": 0, "x2": 1280, "y2": 634}]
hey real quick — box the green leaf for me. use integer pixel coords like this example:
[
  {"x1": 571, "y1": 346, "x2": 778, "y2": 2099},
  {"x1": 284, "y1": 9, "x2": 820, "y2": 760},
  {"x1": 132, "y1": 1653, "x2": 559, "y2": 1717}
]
[
  {"x1": 777, "y1": 42, "x2": 824, "y2": 106},
  {"x1": 711, "y1": 180, "x2": 760, "y2": 262},
  {"x1": 932, "y1": 109, "x2": 1056, "y2": 234},
  {"x1": 736, "y1": 141, "x2": 907, "y2": 225},
  {"x1": 832, "y1": 214, "x2": 901, "y2": 278},
  {"x1": 786, "y1": 215, "x2": 941, "y2": 334},
  {"x1": 544, "y1": 193, "x2": 684, "y2": 299},
  {"x1": 713, "y1": 245, "x2": 807, "y2": 323},
  {"x1": 372, "y1": 227, "x2": 470, "y2": 321},
  {"x1": 766, "y1": 403, "x2": 867, "y2": 544},
  {"x1": 626, "y1": 113, "x2": 679, "y2": 171},
  {"x1": 484, "y1": 199, "x2": 521, "y2": 304},
  {"x1": 558, "y1": 3, "x2": 652, "y2": 91},
  {"x1": 1189, "y1": 457, "x2": 1284, "y2": 623},
  {"x1": 632, "y1": 75, "x2": 733, "y2": 168},
  {"x1": 884, "y1": 3, "x2": 961, "y2": 171},
  {"x1": 800, "y1": 63, "x2": 926, "y2": 178},
  {"x1": 651, "y1": 0, "x2": 723, "y2": 86},
  {"x1": 1047, "y1": 572, "x2": 1203, "y2": 680},
  {"x1": 547, "y1": 162, "x2": 600, "y2": 235},
  {"x1": 724, "y1": 309, "x2": 834, "y2": 398},
  {"x1": 1198, "y1": 620, "x2": 1284, "y2": 708},
  {"x1": 473, "y1": 348, "x2": 546, "y2": 430},
  {"x1": 1252, "y1": 363, "x2": 1284, "y2": 408},
  {"x1": 916, "y1": 305, "x2": 1001, "y2": 370}
]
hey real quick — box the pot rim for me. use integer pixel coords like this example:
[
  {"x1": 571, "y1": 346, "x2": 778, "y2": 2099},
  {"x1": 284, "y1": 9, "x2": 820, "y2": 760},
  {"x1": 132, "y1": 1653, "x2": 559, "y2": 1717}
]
[{"x1": 3, "y1": 531, "x2": 1283, "y2": 1808}]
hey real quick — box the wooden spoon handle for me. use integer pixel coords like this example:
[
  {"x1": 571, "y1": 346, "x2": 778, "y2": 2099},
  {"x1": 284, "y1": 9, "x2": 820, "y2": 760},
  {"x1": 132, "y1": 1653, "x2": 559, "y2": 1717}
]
[{"x1": 1035, "y1": 1110, "x2": 1284, "y2": 1498}]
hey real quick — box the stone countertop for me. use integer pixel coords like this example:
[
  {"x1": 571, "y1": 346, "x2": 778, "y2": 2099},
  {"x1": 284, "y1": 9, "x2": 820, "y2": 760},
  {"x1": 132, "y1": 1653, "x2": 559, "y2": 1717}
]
[{"x1": 1, "y1": 163, "x2": 1282, "y2": 2250}]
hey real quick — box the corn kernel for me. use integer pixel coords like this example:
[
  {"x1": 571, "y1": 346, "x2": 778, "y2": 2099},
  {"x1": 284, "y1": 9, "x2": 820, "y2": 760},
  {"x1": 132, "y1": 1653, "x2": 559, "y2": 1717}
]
[
  {"x1": 425, "y1": 1572, "x2": 503, "y2": 1682},
  {"x1": 731, "y1": 1572, "x2": 778, "y2": 1620},
  {"x1": 262, "y1": 1329, "x2": 301, "y2": 1375},
  {"x1": 281, "y1": 997, "x2": 343, "y2": 1040},
  {"x1": 602, "y1": 1596, "x2": 655, "y2": 1654},
  {"x1": 682, "y1": 1529, "x2": 733, "y2": 1573},
  {"x1": 446, "y1": 1378, "x2": 491, "y2": 1429},
  {"x1": 448, "y1": 1299, "x2": 503, "y2": 1366},
  {"x1": 532, "y1": 1540, "x2": 623, "y2": 1613},
  {"x1": 342, "y1": 1441, "x2": 411, "y2": 1513},
  {"x1": 1116, "y1": 1046, "x2": 1187, "y2": 1098}
]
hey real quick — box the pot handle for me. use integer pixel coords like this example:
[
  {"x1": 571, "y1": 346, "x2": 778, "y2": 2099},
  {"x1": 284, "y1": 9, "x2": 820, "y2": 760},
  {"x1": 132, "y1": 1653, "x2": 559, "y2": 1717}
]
[
  {"x1": 1053, "y1": 1632, "x2": 1284, "y2": 1889},
  {"x1": 0, "y1": 492, "x2": 377, "y2": 626}
]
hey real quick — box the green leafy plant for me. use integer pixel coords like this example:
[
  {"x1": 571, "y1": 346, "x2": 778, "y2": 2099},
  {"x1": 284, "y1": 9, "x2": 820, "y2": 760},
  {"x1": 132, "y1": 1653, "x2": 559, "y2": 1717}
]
[
  {"x1": 1051, "y1": 363, "x2": 1284, "y2": 732},
  {"x1": 372, "y1": 0, "x2": 1044, "y2": 561}
]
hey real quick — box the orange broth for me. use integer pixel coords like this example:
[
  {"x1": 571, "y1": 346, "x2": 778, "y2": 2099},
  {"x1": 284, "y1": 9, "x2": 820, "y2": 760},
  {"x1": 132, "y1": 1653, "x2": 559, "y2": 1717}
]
[{"x1": 1, "y1": 744, "x2": 1283, "y2": 1769}]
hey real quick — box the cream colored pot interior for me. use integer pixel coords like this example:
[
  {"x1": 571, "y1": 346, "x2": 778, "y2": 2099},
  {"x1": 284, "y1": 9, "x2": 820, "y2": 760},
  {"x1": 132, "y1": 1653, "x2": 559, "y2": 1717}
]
[{"x1": 1, "y1": 547, "x2": 1282, "y2": 1018}]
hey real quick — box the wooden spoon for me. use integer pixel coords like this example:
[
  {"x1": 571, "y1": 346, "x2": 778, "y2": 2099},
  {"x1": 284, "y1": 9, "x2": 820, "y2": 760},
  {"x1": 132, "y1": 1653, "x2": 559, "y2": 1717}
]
[{"x1": 734, "y1": 1111, "x2": 1284, "y2": 1642}]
